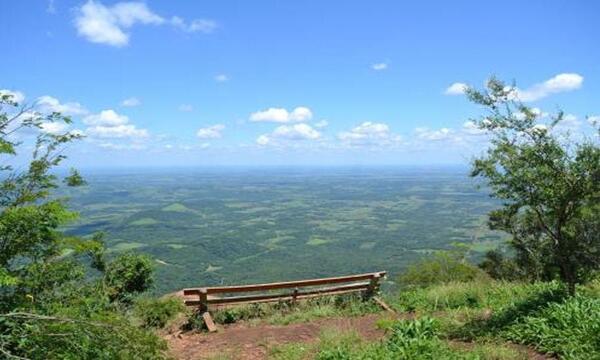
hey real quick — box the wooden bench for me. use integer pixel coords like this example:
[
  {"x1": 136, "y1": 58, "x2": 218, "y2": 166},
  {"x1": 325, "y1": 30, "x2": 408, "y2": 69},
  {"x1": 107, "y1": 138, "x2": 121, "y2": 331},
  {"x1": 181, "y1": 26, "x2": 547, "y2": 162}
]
[{"x1": 183, "y1": 271, "x2": 387, "y2": 332}]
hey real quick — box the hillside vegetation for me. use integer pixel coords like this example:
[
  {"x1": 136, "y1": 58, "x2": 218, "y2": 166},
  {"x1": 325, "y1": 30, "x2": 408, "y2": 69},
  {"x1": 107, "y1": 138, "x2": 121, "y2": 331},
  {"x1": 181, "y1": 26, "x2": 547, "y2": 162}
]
[
  {"x1": 2, "y1": 76, "x2": 598, "y2": 359},
  {"x1": 266, "y1": 279, "x2": 600, "y2": 359},
  {"x1": 173, "y1": 253, "x2": 598, "y2": 359}
]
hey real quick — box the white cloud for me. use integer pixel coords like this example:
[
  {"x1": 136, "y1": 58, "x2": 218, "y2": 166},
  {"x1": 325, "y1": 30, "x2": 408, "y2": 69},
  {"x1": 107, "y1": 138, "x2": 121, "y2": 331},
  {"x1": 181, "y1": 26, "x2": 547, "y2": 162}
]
[
  {"x1": 87, "y1": 124, "x2": 148, "y2": 138},
  {"x1": 445, "y1": 82, "x2": 468, "y2": 95},
  {"x1": 462, "y1": 121, "x2": 487, "y2": 136},
  {"x1": 338, "y1": 122, "x2": 391, "y2": 142},
  {"x1": 196, "y1": 124, "x2": 225, "y2": 139},
  {"x1": 515, "y1": 73, "x2": 583, "y2": 102},
  {"x1": 75, "y1": 1, "x2": 164, "y2": 47},
  {"x1": 83, "y1": 109, "x2": 128, "y2": 126},
  {"x1": 250, "y1": 106, "x2": 313, "y2": 123},
  {"x1": 552, "y1": 113, "x2": 582, "y2": 135},
  {"x1": 0, "y1": 89, "x2": 26, "y2": 104},
  {"x1": 214, "y1": 74, "x2": 229, "y2": 82},
  {"x1": 314, "y1": 120, "x2": 329, "y2": 128},
  {"x1": 170, "y1": 16, "x2": 217, "y2": 33},
  {"x1": 372, "y1": 63, "x2": 388, "y2": 71},
  {"x1": 415, "y1": 127, "x2": 453, "y2": 141},
  {"x1": 83, "y1": 109, "x2": 148, "y2": 139},
  {"x1": 272, "y1": 123, "x2": 320, "y2": 140},
  {"x1": 39, "y1": 121, "x2": 69, "y2": 134},
  {"x1": 98, "y1": 141, "x2": 147, "y2": 150},
  {"x1": 121, "y1": 97, "x2": 141, "y2": 107},
  {"x1": 179, "y1": 104, "x2": 193, "y2": 112},
  {"x1": 75, "y1": 1, "x2": 217, "y2": 47},
  {"x1": 37, "y1": 96, "x2": 88, "y2": 115},
  {"x1": 588, "y1": 115, "x2": 600, "y2": 126},
  {"x1": 257, "y1": 123, "x2": 321, "y2": 145},
  {"x1": 256, "y1": 134, "x2": 270, "y2": 146}
]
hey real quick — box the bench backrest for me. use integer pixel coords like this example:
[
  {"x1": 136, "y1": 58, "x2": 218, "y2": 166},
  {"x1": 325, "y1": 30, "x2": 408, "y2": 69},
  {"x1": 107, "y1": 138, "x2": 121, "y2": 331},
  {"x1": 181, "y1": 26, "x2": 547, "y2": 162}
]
[{"x1": 183, "y1": 271, "x2": 386, "y2": 311}]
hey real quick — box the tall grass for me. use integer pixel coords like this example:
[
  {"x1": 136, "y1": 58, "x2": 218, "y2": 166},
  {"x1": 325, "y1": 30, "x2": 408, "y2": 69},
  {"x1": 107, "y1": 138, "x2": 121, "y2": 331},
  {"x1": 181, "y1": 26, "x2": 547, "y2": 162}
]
[
  {"x1": 270, "y1": 318, "x2": 527, "y2": 359},
  {"x1": 391, "y1": 280, "x2": 561, "y2": 313},
  {"x1": 192, "y1": 293, "x2": 381, "y2": 328},
  {"x1": 502, "y1": 296, "x2": 600, "y2": 359}
]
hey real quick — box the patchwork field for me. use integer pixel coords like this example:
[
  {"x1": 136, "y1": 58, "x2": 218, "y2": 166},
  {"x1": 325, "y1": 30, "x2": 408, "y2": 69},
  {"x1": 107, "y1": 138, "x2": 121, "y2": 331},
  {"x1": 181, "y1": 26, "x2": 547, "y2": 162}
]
[{"x1": 60, "y1": 167, "x2": 505, "y2": 294}]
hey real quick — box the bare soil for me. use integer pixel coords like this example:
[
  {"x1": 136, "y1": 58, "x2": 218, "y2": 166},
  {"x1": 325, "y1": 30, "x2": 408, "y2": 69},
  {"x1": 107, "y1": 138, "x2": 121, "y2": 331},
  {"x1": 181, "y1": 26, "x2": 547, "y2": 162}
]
[
  {"x1": 165, "y1": 313, "x2": 388, "y2": 360},
  {"x1": 164, "y1": 312, "x2": 554, "y2": 360}
]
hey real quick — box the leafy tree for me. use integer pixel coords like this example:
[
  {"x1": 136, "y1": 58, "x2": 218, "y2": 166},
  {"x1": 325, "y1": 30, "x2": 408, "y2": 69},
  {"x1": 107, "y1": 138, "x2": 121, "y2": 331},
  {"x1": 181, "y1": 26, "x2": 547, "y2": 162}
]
[
  {"x1": 105, "y1": 252, "x2": 154, "y2": 303},
  {"x1": 478, "y1": 249, "x2": 522, "y2": 281},
  {"x1": 467, "y1": 78, "x2": 600, "y2": 295},
  {"x1": 0, "y1": 92, "x2": 167, "y2": 358}
]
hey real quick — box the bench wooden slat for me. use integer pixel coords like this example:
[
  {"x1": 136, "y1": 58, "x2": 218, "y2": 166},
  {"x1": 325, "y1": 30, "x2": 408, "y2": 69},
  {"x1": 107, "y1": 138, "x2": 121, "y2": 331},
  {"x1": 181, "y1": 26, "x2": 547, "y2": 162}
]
[
  {"x1": 185, "y1": 287, "x2": 367, "y2": 307},
  {"x1": 209, "y1": 282, "x2": 369, "y2": 305},
  {"x1": 183, "y1": 271, "x2": 386, "y2": 295},
  {"x1": 182, "y1": 271, "x2": 386, "y2": 332}
]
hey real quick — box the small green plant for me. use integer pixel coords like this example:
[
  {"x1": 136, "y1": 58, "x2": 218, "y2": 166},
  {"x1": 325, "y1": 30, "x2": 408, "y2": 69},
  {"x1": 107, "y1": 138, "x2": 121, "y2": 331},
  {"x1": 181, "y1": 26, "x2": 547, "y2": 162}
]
[
  {"x1": 399, "y1": 249, "x2": 489, "y2": 289},
  {"x1": 393, "y1": 280, "x2": 561, "y2": 313},
  {"x1": 104, "y1": 252, "x2": 154, "y2": 303},
  {"x1": 206, "y1": 293, "x2": 379, "y2": 327},
  {"x1": 502, "y1": 296, "x2": 600, "y2": 359},
  {"x1": 134, "y1": 296, "x2": 185, "y2": 328}
]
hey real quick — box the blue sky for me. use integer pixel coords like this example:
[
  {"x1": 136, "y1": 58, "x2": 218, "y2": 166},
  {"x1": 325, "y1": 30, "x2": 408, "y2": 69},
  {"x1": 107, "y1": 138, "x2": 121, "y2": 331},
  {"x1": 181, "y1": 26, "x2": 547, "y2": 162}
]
[{"x1": 1, "y1": 0, "x2": 598, "y2": 167}]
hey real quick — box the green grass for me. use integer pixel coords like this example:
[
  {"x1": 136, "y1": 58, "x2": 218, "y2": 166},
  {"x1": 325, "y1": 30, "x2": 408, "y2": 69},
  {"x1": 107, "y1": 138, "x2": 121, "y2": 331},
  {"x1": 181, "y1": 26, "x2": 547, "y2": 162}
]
[
  {"x1": 161, "y1": 203, "x2": 193, "y2": 212},
  {"x1": 389, "y1": 280, "x2": 600, "y2": 359},
  {"x1": 192, "y1": 294, "x2": 381, "y2": 328},
  {"x1": 270, "y1": 318, "x2": 526, "y2": 360},
  {"x1": 391, "y1": 280, "x2": 561, "y2": 313},
  {"x1": 205, "y1": 264, "x2": 222, "y2": 272},
  {"x1": 501, "y1": 295, "x2": 600, "y2": 359},
  {"x1": 129, "y1": 217, "x2": 159, "y2": 226},
  {"x1": 306, "y1": 237, "x2": 334, "y2": 246},
  {"x1": 264, "y1": 280, "x2": 600, "y2": 359},
  {"x1": 359, "y1": 242, "x2": 376, "y2": 249},
  {"x1": 111, "y1": 242, "x2": 147, "y2": 251},
  {"x1": 166, "y1": 243, "x2": 186, "y2": 249}
]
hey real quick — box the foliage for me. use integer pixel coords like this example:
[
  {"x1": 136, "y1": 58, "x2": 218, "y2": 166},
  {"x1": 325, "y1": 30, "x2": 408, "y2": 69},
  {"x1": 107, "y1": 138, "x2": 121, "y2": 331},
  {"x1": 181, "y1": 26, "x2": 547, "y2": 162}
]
[
  {"x1": 466, "y1": 78, "x2": 600, "y2": 295},
  {"x1": 193, "y1": 293, "x2": 380, "y2": 328},
  {"x1": 392, "y1": 280, "x2": 561, "y2": 313},
  {"x1": 399, "y1": 248, "x2": 489, "y2": 288},
  {"x1": 0, "y1": 92, "x2": 166, "y2": 358},
  {"x1": 134, "y1": 296, "x2": 185, "y2": 328},
  {"x1": 104, "y1": 252, "x2": 154, "y2": 303},
  {"x1": 441, "y1": 280, "x2": 599, "y2": 359},
  {"x1": 478, "y1": 249, "x2": 522, "y2": 281},
  {"x1": 502, "y1": 296, "x2": 600, "y2": 359},
  {"x1": 59, "y1": 167, "x2": 506, "y2": 295},
  {"x1": 294, "y1": 318, "x2": 524, "y2": 360}
]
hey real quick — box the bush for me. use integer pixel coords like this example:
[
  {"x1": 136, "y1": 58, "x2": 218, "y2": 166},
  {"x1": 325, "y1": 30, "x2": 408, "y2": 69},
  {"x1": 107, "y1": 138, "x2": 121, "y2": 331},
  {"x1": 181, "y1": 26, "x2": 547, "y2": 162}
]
[
  {"x1": 393, "y1": 280, "x2": 561, "y2": 313},
  {"x1": 207, "y1": 293, "x2": 380, "y2": 327},
  {"x1": 104, "y1": 253, "x2": 154, "y2": 303},
  {"x1": 312, "y1": 318, "x2": 493, "y2": 359},
  {"x1": 0, "y1": 283, "x2": 169, "y2": 360},
  {"x1": 399, "y1": 250, "x2": 489, "y2": 288},
  {"x1": 134, "y1": 296, "x2": 185, "y2": 328},
  {"x1": 503, "y1": 296, "x2": 600, "y2": 359}
]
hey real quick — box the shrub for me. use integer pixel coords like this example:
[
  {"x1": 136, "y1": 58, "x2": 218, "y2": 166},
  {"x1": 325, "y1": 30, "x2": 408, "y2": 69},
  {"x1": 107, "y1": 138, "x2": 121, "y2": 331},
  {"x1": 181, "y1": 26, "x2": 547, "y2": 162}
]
[
  {"x1": 393, "y1": 280, "x2": 561, "y2": 313},
  {"x1": 104, "y1": 253, "x2": 154, "y2": 303},
  {"x1": 399, "y1": 250, "x2": 489, "y2": 288},
  {"x1": 207, "y1": 293, "x2": 379, "y2": 327},
  {"x1": 503, "y1": 296, "x2": 600, "y2": 359},
  {"x1": 134, "y1": 296, "x2": 185, "y2": 328}
]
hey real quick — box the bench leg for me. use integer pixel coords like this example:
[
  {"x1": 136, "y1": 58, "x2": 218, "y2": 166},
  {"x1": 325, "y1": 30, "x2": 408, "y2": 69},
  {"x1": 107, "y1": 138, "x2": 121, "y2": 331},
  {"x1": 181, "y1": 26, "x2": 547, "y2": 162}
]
[{"x1": 202, "y1": 311, "x2": 218, "y2": 332}]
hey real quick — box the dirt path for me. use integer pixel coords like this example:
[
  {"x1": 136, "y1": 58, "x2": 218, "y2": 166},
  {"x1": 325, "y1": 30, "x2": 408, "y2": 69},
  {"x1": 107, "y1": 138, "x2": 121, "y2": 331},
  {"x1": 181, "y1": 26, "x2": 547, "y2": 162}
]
[
  {"x1": 165, "y1": 314, "x2": 388, "y2": 360},
  {"x1": 165, "y1": 313, "x2": 554, "y2": 360}
]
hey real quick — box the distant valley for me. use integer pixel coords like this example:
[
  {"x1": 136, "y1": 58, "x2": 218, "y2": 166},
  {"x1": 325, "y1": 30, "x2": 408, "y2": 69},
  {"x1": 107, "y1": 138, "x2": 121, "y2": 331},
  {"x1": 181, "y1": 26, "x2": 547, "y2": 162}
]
[{"x1": 61, "y1": 167, "x2": 505, "y2": 294}]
